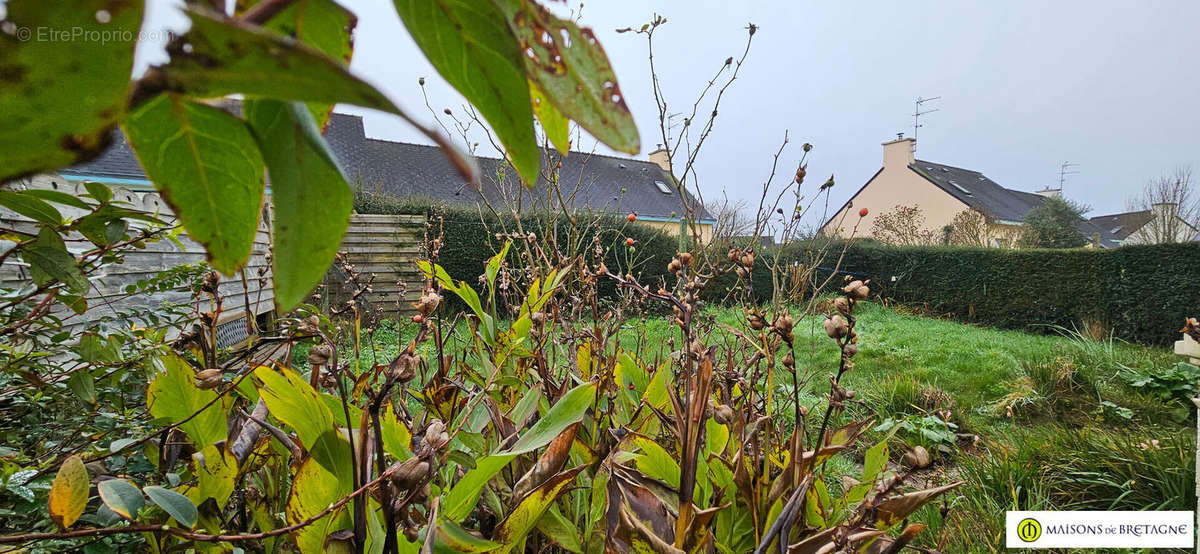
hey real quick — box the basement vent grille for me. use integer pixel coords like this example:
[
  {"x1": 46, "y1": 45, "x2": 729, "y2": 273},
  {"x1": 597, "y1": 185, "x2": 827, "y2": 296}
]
[{"x1": 215, "y1": 316, "x2": 250, "y2": 350}]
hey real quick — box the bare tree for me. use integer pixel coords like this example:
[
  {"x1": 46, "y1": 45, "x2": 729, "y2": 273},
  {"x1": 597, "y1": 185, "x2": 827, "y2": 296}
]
[
  {"x1": 948, "y1": 208, "x2": 992, "y2": 247},
  {"x1": 711, "y1": 196, "x2": 754, "y2": 239},
  {"x1": 1127, "y1": 166, "x2": 1200, "y2": 244},
  {"x1": 870, "y1": 205, "x2": 939, "y2": 246}
]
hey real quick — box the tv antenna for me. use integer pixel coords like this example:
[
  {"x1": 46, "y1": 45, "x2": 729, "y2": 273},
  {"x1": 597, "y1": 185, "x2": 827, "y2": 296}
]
[
  {"x1": 913, "y1": 96, "x2": 940, "y2": 142},
  {"x1": 666, "y1": 112, "x2": 685, "y2": 144},
  {"x1": 1058, "y1": 161, "x2": 1079, "y2": 189}
]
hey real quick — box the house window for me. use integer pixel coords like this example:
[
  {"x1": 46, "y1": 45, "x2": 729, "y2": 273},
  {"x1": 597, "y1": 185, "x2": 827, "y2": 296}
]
[
  {"x1": 654, "y1": 180, "x2": 672, "y2": 194},
  {"x1": 948, "y1": 180, "x2": 973, "y2": 195}
]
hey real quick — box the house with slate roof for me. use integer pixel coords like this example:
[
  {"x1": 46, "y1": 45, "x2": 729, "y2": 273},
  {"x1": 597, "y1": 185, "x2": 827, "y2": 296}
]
[
  {"x1": 821, "y1": 137, "x2": 1197, "y2": 248},
  {"x1": 59, "y1": 110, "x2": 715, "y2": 241}
]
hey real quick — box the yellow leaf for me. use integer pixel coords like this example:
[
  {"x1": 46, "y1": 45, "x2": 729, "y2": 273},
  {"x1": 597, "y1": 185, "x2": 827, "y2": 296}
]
[{"x1": 49, "y1": 455, "x2": 89, "y2": 528}]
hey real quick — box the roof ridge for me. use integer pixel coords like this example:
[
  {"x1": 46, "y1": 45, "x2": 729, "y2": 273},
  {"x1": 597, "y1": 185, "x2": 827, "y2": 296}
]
[
  {"x1": 1089, "y1": 209, "x2": 1151, "y2": 221},
  {"x1": 912, "y1": 159, "x2": 983, "y2": 175},
  {"x1": 351, "y1": 122, "x2": 659, "y2": 168}
]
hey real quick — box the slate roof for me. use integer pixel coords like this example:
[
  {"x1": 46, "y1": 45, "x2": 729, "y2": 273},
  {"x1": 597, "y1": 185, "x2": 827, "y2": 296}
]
[
  {"x1": 59, "y1": 111, "x2": 711, "y2": 222},
  {"x1": 1082, "y1": 210, "x2": 1155, "y2": 248},
  {"x1": 909, "y1": 160, "x2": 1045, "y2": 223}
]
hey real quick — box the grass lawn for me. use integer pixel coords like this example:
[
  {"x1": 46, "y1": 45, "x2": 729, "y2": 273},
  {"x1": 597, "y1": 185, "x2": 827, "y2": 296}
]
[{"x1": 297, "y1": 300, "x2": 1195, "y2": 553}]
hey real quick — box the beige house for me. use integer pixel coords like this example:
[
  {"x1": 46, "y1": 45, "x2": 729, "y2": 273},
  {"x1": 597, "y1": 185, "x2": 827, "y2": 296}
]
[{"x1": 821, "y1": 137, "x2": 1198, "y2": 248}]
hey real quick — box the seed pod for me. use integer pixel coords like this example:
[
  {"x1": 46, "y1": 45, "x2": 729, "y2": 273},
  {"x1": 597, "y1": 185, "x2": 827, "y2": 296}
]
[
  {"x1": 903, "y1": 446, "x2": 932, "y2": 469},
  {"x1": 832, "y1": 297, "x2": 851, "y2": 316},
  {"x1": 297, "y1": 315, "x2": 320, "y2": 335},
  {"x1": 386, "y1": 457, "x2": 430, "y2": 489},
  {"x1": 774, "y1": 314, "x2": 795, "y2": 334},
  {"x1": 307, "y1": 343, "x2": 333, "y2": 366},
  {"x1": 842, "y1": 280, "x2": 863, "y2": 295},
  {"x1": 727, "y1": 248, "x2": 740, "y2": 262},
  {"x1": 679, "y1": 252, "x2": 693, "y2": 266},
  {"x1": 195, "y1": 368, "x2": 223, "y2": 389},
  {"x1": 739, "y1": 252, "x2": 756, "y2": 268},
  {"x1": 782, "y1": 351, "x2": 795, "y2": 368},
  {"x1": 423, "y1": 420, "x2": 449, "y2": 450},
  {"x1": 823, "y1": 315, "x2": 849, "y2": 339},
  {"x1": 713, "y1": 404, "x2": 735, "y2": 425}
]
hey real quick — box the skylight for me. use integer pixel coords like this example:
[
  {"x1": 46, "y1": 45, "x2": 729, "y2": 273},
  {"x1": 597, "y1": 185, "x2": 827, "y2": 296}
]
[
  {"x1": 1110, "y1": 226, "x2": 1122, "y2": 234},
  {"x1": 948, "y1": 180, "x2": 973, "y2": 195},
  {"x1": 654, "y1": 180, "x2": 672, "y2": 194}
]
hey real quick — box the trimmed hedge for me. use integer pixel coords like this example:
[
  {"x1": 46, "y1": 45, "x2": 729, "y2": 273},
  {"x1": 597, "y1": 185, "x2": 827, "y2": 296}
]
[{"x1": 815, "y1": 243, "x2": 1200, "y2": 346}]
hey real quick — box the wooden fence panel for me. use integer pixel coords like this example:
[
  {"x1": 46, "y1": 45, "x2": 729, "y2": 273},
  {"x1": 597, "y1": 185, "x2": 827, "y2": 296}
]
[
  {"x1": 319, "y1": 214, "x2": 426, "y2": 319},
  {"x1": 1, "y1": 174, "x2": 274, "y2": 344}
]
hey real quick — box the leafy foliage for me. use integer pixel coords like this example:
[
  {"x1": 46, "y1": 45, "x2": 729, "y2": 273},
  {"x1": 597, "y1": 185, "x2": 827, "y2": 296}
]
[{"x1": 1019, "y1": 196, "x2": 1089, "y2": 248}]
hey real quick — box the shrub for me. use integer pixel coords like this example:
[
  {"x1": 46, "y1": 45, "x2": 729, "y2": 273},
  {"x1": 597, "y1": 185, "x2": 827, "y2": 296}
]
[{"x1": 798, "y1": 242, "x2": 1200, "y2": 345}]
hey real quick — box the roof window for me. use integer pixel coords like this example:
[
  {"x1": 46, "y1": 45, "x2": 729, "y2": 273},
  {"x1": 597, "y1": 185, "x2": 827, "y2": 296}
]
[
  {"x1": 948, "y1": 180, "x2": 973, "y2": 195},
  {"x1": 654, "y1": 180, "x2": 672, "y2": 194}
]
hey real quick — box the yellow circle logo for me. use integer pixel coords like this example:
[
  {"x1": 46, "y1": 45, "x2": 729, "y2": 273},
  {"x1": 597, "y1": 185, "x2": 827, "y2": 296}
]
[{"x1": 1017, "y1": 518, "x2": 1042, "y2": 542}]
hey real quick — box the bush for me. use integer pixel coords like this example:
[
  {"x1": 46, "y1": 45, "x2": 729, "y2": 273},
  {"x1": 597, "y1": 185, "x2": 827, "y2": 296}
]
[{"x1": 788, "y1": 242, "x2": 1200, "y2": 345}]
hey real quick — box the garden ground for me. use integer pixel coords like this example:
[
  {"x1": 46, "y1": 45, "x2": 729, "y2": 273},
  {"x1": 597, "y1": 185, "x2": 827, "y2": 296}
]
[{"x1": 296, "y1": 300, "x2": 1195, "y2": 553}]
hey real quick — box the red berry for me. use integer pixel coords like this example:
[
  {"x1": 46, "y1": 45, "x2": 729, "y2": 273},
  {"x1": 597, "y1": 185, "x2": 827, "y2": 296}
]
[
  {"x1": 858, "y1": 208, "x2": 869, "y2": 217},
  {"x1": 626, "y1": 238, "x2": 635, "y2": 246},
  {"x1": 628, "y1": 382, "x2": 636, "y2": 390},
  {"x1": 628, "y1": 213, "x2": 637, "y2": 222},
  {"x1": 412, "y1": 314, "x2": 424, "y2": 323}
]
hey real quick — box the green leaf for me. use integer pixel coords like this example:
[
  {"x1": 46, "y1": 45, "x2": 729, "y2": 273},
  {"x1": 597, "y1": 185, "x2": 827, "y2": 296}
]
[
  {"x1": 146, "y1": 354, "x2": 229, "y2": 447},
  {"x1": 493, "y1": 466, "x2": 585, "y2": 554},
  {"x1": 66, "y1": 370, "x2": 96, "y2": 404},
  {"x1": 633, "y1": 436, "x2": 680, "y2": 488},
  {"x1": 98, "y1": 479, "x2": 144, "y2": 521},
  {"x1": 494, "y1": 0, "x2": 639, "y2": 153},
  {"x1": 381, "y1": 409, "x2": 414, "y2": 462},
  {"x1": 245, "y1": 100, "x2": 352, "y2": 313},
  {"x1": 0, "y1": 0, "x2": 143, "y2": 182},
  {"x1": 391, "y1": 0, "x2": 539, "y2": 185},
  {"x1": 705, "y1": 417, "x2": 729, "y2": 457},
  {"x1": 48, "y1": 455, "x2": 89, "y2": 529},
  {"x1": 260, "y1": 0, "x2": 357, "y2": 126},
  {"x1": 443, "y1": 454, "x2": 517, "y2": 523},
  {"x1": 160, "y1": 8, "x2": 394, "y2": 117},
  {"x1": 124, "y1": 94, "x2": 265, "y2": 275},
  {"x1": 287, "y1": 455, "x2": 353, "y2": 554},
  {"x1": 21, "y1": 188, "x2": 91, "y2": 210},
  {"x1": 82, "y1": 182, "x2": 113, "y2": 204},
  {"x1": 25, "y1": 227, "x2": 89, "y2": 293},
  {"x1": 183, "y1": 444, "x2": 238, "y2": 509},
  {"x1": 862, "y1": 436, "x2": 890, "y2": 484},
  {"x1": 499, "y1": 382, "x2": 597, "y2": 455},
  {"x1": 0, "y1": 190, "x2": 62, "y2": 225},
  {"x1": 535, "y1": 505, "x2": 582, "y2": 553},
  {"x1": 530, "y1": 83, "x2": 570, "y2": 155},
  {"x1": 254, "y1": 365, "x2": 335, "y2": 451},
  {"x1": 436, "y1": 518, "x2": 503, "y2": 552},
  {"x1": 144, "y1": 486, "x2": 198, "y2": 529}
]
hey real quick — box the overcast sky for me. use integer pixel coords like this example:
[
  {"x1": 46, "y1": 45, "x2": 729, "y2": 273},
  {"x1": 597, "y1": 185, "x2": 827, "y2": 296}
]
[{"x1": 142, "y1": 1, "x2": 1200, "y2": 226}]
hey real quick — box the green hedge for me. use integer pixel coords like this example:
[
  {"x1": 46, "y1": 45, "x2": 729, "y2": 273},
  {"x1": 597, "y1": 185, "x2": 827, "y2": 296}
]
[{"x1": 814, "y1": 243, "x2": 1200, "y2": 346}]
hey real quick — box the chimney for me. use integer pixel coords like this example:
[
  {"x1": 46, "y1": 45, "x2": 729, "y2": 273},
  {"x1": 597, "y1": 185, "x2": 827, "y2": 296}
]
[
  {"x1": 882, "y1": 137, "x2": 915, "y2": 169},
  {"x1": 1034, "y1": 186, "x2": 1062, "y2": 198},
  {"x1": 648, "y1": 146, "x2": 671, "y2": 173},
  {"x1": 1152, "y1": 201, "x2": 1179, "y2": 221}
]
